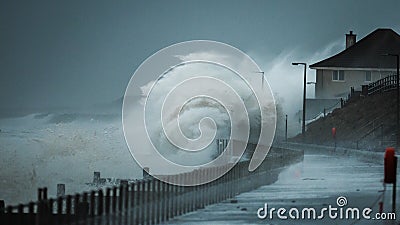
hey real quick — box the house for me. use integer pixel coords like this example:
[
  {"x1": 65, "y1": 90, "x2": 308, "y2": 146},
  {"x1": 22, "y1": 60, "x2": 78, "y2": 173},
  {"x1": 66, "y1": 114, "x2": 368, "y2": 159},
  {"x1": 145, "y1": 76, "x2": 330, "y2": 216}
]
[
  {"x1": 300, "y1": 28, "x2": 400, "y2": 124},
  {"x1": 310, "y1": 28, "x2": 400, "y2": 99}
]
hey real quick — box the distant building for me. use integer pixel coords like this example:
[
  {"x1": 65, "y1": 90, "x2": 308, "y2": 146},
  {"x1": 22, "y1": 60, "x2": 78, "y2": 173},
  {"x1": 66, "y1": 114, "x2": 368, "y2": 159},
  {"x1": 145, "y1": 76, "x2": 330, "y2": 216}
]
[{"x1": 310, "y1": 28, "x2": 400, "y2": 99}]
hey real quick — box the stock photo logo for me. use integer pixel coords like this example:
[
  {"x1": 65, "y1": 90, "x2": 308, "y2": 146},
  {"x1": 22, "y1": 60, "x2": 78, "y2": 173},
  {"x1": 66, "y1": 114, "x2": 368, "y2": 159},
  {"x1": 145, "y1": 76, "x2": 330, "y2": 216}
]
[{"x1": 122, "y1": 41, "x2": 276, "y2": 186}]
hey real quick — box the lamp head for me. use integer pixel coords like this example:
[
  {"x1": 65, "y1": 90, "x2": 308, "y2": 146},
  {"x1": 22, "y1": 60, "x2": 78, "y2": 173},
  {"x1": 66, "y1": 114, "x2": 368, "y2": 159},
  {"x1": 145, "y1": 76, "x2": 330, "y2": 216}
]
[{"x1": 292, "y1": 62, "x2": 306, "y2": 66}]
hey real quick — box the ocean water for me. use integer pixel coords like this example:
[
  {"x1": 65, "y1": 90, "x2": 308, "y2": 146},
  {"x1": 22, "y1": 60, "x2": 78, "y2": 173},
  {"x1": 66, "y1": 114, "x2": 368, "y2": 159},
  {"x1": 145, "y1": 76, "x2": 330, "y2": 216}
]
[
  {"x1": 0, "y1": 112, "x2": 142, "y2": 205},
  {"x1": 0, "y1": 60, "x2": 270, "y2": 205}
]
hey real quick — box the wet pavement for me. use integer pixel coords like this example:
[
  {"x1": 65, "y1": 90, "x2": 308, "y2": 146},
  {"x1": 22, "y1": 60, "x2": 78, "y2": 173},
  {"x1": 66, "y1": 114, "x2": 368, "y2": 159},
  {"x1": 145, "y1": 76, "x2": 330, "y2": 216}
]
[{"x1": 166, "y1": 152, "x2": 399, "y2": 224}]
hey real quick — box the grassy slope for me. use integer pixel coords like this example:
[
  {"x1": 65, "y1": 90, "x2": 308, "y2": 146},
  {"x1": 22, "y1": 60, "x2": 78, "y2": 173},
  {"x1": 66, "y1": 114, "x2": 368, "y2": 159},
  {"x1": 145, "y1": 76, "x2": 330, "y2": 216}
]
[{"x1": 290, "y1": 90, "x2": 397, "y2": 150}]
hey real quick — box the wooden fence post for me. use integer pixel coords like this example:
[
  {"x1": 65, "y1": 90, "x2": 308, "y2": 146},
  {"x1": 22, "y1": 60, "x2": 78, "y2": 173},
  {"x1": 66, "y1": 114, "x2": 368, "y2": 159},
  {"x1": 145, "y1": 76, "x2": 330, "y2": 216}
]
[
  {"x1": 37, "y1": 201, "x2": 45, "y2": 225},
  {"x1": 140, "y1": 180, "x2": 145, "y2": 225},
  {"x1": 200, "y1": 169, "x2": 205, "y2": 209},
  {"x1": 48, "y1": 199, "x2": 54, "y2": 225},
  {"x1": 189, "y1": 171, "x2": 194, "y2": 212},
  {"x1": 213, "y1": 167, "x2": 217, "y2": 204},
  {"x1": 160, "y1": 181, "x2": 167, "y2": 222},
  {"x1": 151, "y1": 179, "x2": 156, "y2": 224},
  {"x1": 135, "y1": 180, "x2": 141, "y2": 225},
  {"x1": 183, "y1": 173, "x2": 188, "y2": 214},
  {"x1": 112, "y1": 187, "x2": 117, "y2": 213},
  {"x1": 193, "y1": 170, "x2": 199, "y2": 210},
  {"x1": 205, "y1": 168, "x2": 210, "y2": 206},
  {"x1": 66, "y1": 195, "x2": 71, "y2": 224},
  {"x1": 74, "y1": 193, "x2": 80, "y2": 223},
  {"x1": 224, "y1": 165, "x2": 228, "y2": 200},
  {"x1": 57, "y1": 197, "x2": 63, "y2": 216},
  {"x1": 124, "y1": 183, "x2": 129, "y2": 210},
  {"x1": 6, "y1": 206, "x2": 13, "y2": 225},
  {"x1": 17, "y1": 204, "x2": 23, "y2": 225},
  {"x1": 123, "y1": 183, "x2": 129, "y2": 224},
  {"x1": 218, "y1": 166, "x2": 223, "y2": 202},
  {"x1": 98, "y1": 189, "x2": 104, "y2": 216},
  {"x1": 129, "y1": 182, "x2": 135, "y2": 224},
  {"x1": 143, "y1": 179, "x2": 150, "y2": 224},
  {"x1": 146, "y1": 179, "x2": 151, "y2": 225},
  {"x1": 112, "y1": 187, "x2": 117, "y2": 225},
  {"x1": 168, "y1": 176, "x2": 173, "y2": 219},
  {"x1": 105, "y1": 188, "x2": 111, "y2": 214},
  {"x1": 130, "y1": 181, "x2": 137, "y2": 223},
  {"x1": 156, "y1": 179, "x2": 161, "y2": 224},
  {"x1": 0, "y1": 201, "x2": 3, "y2": 225},
  {"x1": 178, "y1": 174, "x2": 183, "y2": 216},
  {"x1": 130, "y1": 182, "x2": 136, "y2": 209},
  {"x1": 118, "y1": 185, "x2": 123, "y2": 212},
  {"x1": 90, "y1": 191, "x2": 95, "y2": 216},
  {"x1": 82, "y1": 192, "x2": 88, "y2": 221}
]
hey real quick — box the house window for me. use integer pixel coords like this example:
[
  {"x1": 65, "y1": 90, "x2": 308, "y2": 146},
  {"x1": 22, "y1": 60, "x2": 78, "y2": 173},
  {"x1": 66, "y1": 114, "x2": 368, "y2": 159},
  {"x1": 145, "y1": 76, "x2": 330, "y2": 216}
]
[
  {"x1": 332, "y1": 70, "x2": 345, "y2": 81},
  {"x1": 365, "y1": 71, "x2": 372, "y2": 82}
]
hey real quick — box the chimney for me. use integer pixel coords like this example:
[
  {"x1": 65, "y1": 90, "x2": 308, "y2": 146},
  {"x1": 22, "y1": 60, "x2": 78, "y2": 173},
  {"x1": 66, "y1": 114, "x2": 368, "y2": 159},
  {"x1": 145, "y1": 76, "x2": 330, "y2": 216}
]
[{"x1": 345, "y1": 31, "x2": 356, "y2": 49}]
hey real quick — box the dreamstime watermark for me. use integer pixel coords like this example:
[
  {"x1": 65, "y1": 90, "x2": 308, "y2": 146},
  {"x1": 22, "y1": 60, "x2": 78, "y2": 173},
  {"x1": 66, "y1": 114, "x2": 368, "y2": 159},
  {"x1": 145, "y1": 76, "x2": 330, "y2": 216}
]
[
  {"x1": 257, "y1": 196, "x2": 396, "y2": 221},
  {"x1": 122, "y1": 40, "x2": 277, "y2": 186}
]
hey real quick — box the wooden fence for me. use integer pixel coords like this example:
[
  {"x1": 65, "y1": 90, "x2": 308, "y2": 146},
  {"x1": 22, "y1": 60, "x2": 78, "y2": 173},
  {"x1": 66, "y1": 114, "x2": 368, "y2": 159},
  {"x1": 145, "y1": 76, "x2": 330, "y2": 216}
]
[{"x1": 0, "y1": 147, "x2": 303, "y2": 225}]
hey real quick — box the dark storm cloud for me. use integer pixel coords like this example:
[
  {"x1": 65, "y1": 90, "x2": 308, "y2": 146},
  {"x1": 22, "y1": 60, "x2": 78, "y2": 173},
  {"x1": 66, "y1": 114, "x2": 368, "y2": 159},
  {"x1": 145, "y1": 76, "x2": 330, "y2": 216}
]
[{"x1": 0, "y1": 0, "x2": 399, "y2": 110}]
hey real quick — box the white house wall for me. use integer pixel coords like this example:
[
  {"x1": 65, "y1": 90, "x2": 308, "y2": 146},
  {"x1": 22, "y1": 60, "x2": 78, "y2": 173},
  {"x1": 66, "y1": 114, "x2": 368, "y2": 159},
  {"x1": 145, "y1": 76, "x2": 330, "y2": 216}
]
[{"x1": 315, "y1": 69, "x2": 394, "y2": 99}]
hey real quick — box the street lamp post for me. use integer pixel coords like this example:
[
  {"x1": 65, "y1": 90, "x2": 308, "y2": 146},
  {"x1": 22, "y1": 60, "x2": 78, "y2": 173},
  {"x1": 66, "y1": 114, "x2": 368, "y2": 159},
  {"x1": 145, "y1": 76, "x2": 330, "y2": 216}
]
[
  {"x1": 382, "y1": 53, "x2": 399, "y2": 214},
  {"x1": 292, "y1": 62, "x2": 307, "y2": 136},
  {"x1": 393, "y1": 54, "x2": 399, "y2": 150},
  {"x1": 255, "y1": 71, "x2": 265, "y2": 89},
  {"x1": 383, "y1": 54, "x2": 400, "y2": 149}
]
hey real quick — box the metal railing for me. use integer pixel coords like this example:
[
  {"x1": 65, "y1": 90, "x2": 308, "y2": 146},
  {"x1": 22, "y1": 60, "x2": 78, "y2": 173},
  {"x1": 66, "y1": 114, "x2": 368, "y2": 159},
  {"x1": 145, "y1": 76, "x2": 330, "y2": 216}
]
[
  {"x1": 0, "y1": 147, "x2": 303, "y2": 225},
  {"x1": 368, "y1": 74, "x2": 397, "y2": 95}
]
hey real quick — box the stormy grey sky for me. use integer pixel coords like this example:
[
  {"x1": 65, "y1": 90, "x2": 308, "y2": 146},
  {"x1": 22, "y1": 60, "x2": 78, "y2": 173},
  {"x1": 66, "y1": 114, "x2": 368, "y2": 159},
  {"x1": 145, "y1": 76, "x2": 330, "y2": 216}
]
[{"x1": 1, "y1": 0, "x2": 399, "y2": 111}]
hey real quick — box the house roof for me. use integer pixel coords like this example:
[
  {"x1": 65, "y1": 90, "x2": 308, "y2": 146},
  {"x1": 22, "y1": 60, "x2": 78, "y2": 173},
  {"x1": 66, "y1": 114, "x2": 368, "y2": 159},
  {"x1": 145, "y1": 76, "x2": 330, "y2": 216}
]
[{"x1": 310, "y1": 29, "x2": 400, "y2": 70}]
